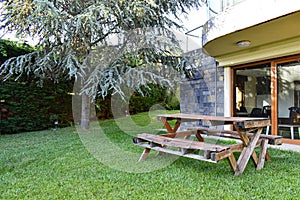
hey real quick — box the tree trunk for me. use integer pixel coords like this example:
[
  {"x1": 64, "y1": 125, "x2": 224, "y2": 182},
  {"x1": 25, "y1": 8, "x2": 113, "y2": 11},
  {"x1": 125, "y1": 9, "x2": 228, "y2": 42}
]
[{"x1": 81, "y1": 93, "x2": 90, "y2": 130}]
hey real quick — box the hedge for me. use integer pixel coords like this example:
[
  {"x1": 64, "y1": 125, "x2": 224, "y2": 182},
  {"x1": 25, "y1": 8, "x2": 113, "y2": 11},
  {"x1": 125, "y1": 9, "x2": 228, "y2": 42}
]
[
  {"x1": 95, "y1": 84, "x2": 180, "y2": 119},
  {"x1": 0, "y1": 80, "x2": 73, "y2": 134},
  {"x1": 0, "y1": 80, "x2": 179, "y2": 134}
]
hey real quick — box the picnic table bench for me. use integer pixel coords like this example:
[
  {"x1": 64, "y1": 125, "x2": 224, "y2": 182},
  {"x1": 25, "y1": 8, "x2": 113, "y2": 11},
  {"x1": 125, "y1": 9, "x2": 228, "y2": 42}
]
[{"x1": 133, "y1": 113, "x2": 283, "y2": 175}]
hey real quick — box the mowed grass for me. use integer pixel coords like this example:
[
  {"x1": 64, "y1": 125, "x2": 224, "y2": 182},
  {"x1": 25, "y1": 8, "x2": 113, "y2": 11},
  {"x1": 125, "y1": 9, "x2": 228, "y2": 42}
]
[{"x1": 1, "y1": 111, "x2": 300, "y2": 200}]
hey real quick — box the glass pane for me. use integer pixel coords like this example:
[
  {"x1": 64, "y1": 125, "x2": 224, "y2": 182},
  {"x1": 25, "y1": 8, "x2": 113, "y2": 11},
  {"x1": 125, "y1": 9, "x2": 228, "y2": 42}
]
[
  {"x1": 234, "y1": 63, "x2": 271, "y2": 121},
  {"x1": 222, "y1": 0, "x2": 245, "y2": 11},
  {"x1": 207, "y1": 0, "x2": 245, "y2": 17},
  {"x1": 277, "y1": 60, "x2": 300, "y2": 140}
]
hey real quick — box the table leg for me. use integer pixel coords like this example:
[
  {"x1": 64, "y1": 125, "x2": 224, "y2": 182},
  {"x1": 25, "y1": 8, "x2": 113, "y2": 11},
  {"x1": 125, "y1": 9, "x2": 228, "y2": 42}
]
[
  {"x1": 195, "y1": 131, "x2": 204, "y2": 142},
  {"x1": 239, "y1": 130, "x2": 259, "y2": 166},
  {"x1": 228, "y1": 153, "x2": 237, "y2": 171},
  {"x1": 257, "y1": 139, "x2": 269, "y2": 170},
  {"x1": 265, "y1": 150, "x2": 271, "y2": 161},
  {"x1": 139, "y1": 148, "x2": 151, "y2": 161},
  {"x1": 234, "y1": 128, "x2": 263, "y2": 175},
  {"x1": 161, "y1": 119, "x2": 181, "y2": 133},
  {"x1": 156, "y1": 119, "x2": 182, "y2": 156}
]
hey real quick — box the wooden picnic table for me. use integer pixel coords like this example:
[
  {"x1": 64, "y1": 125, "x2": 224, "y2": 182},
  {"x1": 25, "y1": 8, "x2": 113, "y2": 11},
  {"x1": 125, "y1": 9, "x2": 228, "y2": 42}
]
[{"x1": 133, "y1": 113, "x2": 282, "y2": 175}]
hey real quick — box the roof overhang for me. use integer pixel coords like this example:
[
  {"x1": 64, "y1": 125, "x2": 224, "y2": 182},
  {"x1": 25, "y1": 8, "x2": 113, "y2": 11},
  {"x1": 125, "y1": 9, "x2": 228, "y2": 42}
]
[{"x1": 202, "y1": 0, "x2": 300, "y2": 66}]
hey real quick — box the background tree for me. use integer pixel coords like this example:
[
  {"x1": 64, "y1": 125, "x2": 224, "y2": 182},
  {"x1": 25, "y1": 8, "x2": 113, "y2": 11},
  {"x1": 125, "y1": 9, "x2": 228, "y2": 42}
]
[
  {"x1": 0, "y1": 0, "x2": 202, "y2": 129},
  {"x1": 0, "y1": 39, "x2": 35, "y2": 63}
]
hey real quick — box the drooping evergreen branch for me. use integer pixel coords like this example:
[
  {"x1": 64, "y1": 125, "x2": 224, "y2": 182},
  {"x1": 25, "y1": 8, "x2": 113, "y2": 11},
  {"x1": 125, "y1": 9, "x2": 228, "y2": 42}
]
[{"x1": 0, "y1": 0, "x2": 202, "y2": 99}]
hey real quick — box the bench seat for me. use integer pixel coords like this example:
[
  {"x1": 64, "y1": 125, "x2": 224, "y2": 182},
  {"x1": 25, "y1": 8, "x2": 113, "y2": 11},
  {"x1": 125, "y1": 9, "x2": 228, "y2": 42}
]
[{"x1": 133, "y1": 133, "x2": 230, "y2": 162}]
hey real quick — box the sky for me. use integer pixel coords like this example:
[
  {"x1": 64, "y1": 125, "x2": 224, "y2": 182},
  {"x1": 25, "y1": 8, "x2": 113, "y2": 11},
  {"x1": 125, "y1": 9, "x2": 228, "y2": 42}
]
[{"x1": 176, "y1": 6, "x2": 209, "y2": 52}]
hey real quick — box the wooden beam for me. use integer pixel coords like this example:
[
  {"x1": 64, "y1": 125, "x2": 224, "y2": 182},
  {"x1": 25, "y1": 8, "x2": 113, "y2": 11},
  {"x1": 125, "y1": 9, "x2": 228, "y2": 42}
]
[
  {"x1": 189, "y1": 127, "x2": 282, "y2": 145},
  {"x1": 271, "y1": 61, "x2": 278, "y2": 136},
  {"x1": 135, "y1": 134, "x2": 229, "y2": 152},
  {"x1": 137, "y1": 144, "x2": 219, "y2": 163}
]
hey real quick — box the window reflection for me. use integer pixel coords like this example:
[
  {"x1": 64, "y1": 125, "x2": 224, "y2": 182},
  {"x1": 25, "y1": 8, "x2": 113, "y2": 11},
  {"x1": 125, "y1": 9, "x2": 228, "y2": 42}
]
[
  {"x1": 278, "y1": 60, "x2": 300, "y2": 140},
  {"x1": 234, "y1": 64, "x2": 271, "y2": 118}
]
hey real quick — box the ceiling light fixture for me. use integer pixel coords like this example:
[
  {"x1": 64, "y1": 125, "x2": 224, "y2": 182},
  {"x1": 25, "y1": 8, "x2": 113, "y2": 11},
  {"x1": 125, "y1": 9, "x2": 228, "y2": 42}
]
[{"x1": 236, "y1": 40, "x2": 251, "y2": 47}]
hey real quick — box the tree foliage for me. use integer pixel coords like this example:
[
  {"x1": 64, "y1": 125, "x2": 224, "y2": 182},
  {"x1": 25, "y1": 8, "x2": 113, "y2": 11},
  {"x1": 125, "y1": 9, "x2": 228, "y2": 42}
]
[{"x1": 0, "y1": 0, "x2": 201, "y2": 99}]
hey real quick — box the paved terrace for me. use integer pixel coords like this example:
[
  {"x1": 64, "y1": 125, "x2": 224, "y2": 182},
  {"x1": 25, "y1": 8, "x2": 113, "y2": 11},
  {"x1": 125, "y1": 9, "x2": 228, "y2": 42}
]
[{"x1": 270, "y1": 143, "x2": 300, "y2": 153}]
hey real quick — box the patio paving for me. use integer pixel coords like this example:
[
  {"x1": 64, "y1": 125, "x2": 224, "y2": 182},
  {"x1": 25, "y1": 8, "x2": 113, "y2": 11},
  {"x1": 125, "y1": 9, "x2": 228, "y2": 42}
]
[{"x1": 270, "y1": 143, "x2": 300, "y2": 153}]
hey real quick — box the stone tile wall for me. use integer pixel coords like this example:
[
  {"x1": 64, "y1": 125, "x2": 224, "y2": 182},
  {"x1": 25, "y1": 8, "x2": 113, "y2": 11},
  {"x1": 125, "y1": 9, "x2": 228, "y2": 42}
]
[{"x1": 180, "y1": 48, "x2": 224, "y2": 129}]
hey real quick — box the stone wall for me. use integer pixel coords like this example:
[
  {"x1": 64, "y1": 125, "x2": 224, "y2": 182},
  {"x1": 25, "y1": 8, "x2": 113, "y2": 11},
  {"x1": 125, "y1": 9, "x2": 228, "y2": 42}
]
[{"x1": 180, "y1": 48, "x2": 224, "y2": 129}]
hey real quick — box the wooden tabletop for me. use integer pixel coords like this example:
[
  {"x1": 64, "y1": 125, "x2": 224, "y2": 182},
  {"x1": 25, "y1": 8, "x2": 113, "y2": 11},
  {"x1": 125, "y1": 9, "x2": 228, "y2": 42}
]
[{"x1": 157, "y1": 113, "x2": 271, "y2": 129}]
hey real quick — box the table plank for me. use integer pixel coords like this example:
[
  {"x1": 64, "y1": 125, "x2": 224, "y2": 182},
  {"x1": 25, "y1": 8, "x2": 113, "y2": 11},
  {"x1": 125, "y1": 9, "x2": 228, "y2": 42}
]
[{"x1": 157, "y1": 113, "x2": 270, "y2": 129}]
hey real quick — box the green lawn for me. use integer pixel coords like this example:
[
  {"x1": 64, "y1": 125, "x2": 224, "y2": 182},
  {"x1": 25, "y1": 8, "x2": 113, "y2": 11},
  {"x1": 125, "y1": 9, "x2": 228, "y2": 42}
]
[{"x1": 1, "y1": 111, "x2": 300, "y2": 200}]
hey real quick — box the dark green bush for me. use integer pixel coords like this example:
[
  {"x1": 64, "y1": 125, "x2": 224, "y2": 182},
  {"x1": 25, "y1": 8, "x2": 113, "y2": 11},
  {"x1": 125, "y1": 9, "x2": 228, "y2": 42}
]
[
  {"x1": 94, "y1": 84, "x2": 180, "y2": 119},
  {"x1": 0, "y1": 80, "x2": 73, "y2": 134},
  {"x1": 0, "y1": 81, "x2": 178, "y2": 133},
  {"x1": 129, "y1": 84, "x2": 179, "y2": 114}
]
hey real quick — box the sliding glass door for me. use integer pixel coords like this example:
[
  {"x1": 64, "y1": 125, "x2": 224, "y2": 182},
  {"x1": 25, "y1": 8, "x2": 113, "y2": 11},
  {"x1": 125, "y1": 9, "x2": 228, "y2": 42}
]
[
  {"x1": 234, "y1": 63, "x2": 271, "y2": 119},
  {"x1": 277, "y1": 60, "x2": 300, "y2": 140},
  {"x1": 232, "y1": 56, "x2": 300, "y2": 143}
]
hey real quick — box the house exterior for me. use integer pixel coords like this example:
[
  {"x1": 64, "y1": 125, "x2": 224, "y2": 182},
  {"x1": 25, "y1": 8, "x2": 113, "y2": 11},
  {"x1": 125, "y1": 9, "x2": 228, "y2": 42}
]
[{"x1": 182, "y1": 0, "x2": 300, "y2": 144}]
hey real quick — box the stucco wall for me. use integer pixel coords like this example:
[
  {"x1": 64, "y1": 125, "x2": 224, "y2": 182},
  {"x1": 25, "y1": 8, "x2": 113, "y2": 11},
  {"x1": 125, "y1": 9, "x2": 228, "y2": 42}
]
[
  {"x1": 203, "y1": 0, "x2": 300, "y2": 46},
  {"x1": 180, "y1": 48, "x2": 224, "y2": 129}
]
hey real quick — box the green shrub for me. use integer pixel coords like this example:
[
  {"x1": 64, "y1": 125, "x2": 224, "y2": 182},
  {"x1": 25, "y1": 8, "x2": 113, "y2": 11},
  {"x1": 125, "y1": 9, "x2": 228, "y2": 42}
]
[
  {"x1": 93, "y1": 84, "x2": 179, "y2": 120},
  {"x1": 94, "y1": 84, "x2": 180, "y2": 119},
  {"x1": 0, "y1": 80, "x2": 73, "y2": 134}
]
